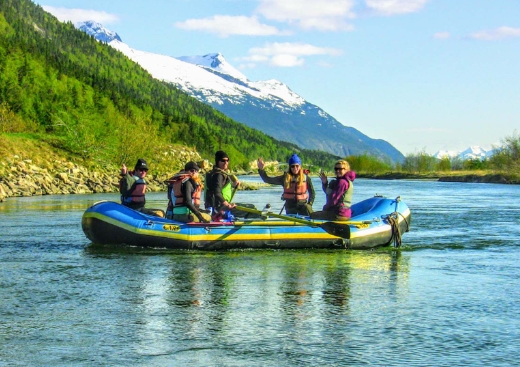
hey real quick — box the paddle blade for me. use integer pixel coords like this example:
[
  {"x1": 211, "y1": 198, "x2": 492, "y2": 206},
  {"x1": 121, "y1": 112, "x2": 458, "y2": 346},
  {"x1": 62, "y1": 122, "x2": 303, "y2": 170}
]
[{"x1": 320, "y1": 222, "x2": 351, "y2": 239}]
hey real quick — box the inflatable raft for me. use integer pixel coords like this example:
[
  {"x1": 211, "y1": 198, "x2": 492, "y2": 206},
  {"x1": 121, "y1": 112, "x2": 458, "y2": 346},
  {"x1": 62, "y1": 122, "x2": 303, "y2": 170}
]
[{"x1": 81, "y1": 196, "x2": 411, "y2": 250}]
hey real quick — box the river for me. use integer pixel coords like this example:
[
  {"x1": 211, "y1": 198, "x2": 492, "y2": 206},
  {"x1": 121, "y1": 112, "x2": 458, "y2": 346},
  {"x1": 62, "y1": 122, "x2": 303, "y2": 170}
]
[{"x1": 1, "y1": 178, "x2": 519, "y2": 366}]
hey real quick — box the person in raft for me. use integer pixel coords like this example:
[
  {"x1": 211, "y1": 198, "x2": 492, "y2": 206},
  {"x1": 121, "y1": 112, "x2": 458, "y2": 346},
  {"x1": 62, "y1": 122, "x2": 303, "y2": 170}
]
[
  {"x1": 165, "y1": 161, "x2": 211, "y2": 223},
  {"x1": 257, "y1": 153, "x2": 315, "y2": 216},
  {"x1": 204, "y1": 150, "x2": 240, "y2": 221},
  {"x1": 310, "y1": 159, "x2": 355, "y2": 221},
  {"x1": 119, "y1": 158, "x2": 164, "y2": 217}
]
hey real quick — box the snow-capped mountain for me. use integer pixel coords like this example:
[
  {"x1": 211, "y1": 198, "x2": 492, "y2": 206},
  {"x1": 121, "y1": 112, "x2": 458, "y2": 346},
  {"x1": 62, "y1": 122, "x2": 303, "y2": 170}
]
[
  {"x1": 433, "y1": 146, "x2": 495, "y2": 161},
  {"x1": 177, "y1": 53, "x2": 248, "y2": 82},
  {"x1": 76, "y1": 21, "x2": 121, "y2": 43},
  {"x1": 75, "y1": 21, "x2": 404, "y2": 163}
]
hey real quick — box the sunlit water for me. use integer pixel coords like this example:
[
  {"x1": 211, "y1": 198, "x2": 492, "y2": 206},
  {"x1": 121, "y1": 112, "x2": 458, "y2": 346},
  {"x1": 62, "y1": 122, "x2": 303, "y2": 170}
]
[{"x1": 1, "y1": 178, "x2": 519, "y2": 366}]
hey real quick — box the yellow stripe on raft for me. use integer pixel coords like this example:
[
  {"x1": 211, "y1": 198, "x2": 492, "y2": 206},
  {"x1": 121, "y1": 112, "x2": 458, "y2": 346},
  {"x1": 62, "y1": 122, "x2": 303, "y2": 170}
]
[{"x1": 84, "y1": 212, "x2": 338, "y2": 242}]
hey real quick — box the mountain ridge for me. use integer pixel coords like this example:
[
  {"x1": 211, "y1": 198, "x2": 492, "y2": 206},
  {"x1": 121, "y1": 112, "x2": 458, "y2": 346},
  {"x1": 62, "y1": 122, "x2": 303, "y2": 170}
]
[{"x1": 75, "y1": 21, "x2": 404, "y2": 164}]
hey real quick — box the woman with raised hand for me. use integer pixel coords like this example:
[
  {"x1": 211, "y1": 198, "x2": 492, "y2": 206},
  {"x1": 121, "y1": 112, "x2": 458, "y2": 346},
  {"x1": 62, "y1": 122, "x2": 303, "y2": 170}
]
[
  {"x1": 257, "y1": 154, "x2": 315, "y2": 216},
  {"x1": 310, "y1": 160, "x2": 356, "y2": 221}
]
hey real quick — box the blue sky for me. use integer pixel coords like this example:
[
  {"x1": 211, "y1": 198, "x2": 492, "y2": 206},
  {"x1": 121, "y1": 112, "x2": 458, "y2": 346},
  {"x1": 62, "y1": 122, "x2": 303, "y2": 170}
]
[{"x1": 36, "y1": 0, "x2": 519, "y2": 155}]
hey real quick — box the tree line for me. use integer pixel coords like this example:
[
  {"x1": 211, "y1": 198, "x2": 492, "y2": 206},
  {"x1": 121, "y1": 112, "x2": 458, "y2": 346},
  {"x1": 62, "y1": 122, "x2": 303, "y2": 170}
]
[{"x1": 0, "y1": 0, "x2": 341, "y2": 172}]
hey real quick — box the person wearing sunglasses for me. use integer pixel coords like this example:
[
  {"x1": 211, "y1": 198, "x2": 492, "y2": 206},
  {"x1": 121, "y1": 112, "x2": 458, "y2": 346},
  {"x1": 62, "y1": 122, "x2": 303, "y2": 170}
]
[
  {"x1": 165, "y1": 161, "x2": 211, "y2": 223},
  {"x1": 310, "y1": 160, "x2": 356, "y2": 221},
  {"x1": 204, "y1": 150, "x2": 240, "y2": 221},
  {"x1": 119, "y1": 158, "x2": 164, "y2": 217},
  {"x1": 257, "y1": 153, "x2": 315, "y2": 216}
]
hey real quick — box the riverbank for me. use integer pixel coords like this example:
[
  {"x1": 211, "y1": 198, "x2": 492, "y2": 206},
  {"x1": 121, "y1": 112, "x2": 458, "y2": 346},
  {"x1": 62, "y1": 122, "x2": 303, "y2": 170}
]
[
  {"x1": 0, "y1": 136, "x2": 262, "y2": 201},
  {"x1": 358, "y1": 171, "x2": 520, "y2": 184},
  {"x1": 2, "y1": 135, "x2": 518, "y2": 202}
]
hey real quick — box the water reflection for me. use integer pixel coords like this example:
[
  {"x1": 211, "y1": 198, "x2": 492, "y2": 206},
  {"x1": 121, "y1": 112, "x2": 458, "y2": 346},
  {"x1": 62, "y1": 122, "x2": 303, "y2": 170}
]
[{"x1": 91, "y1": 249, "x2": 411, "y2": 361}]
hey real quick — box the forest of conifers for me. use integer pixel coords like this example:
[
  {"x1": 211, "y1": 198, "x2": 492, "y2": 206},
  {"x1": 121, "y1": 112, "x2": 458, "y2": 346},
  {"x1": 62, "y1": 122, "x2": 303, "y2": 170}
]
[{"x1": 0, "y1": 0, "x2": 341, "y2": 171}]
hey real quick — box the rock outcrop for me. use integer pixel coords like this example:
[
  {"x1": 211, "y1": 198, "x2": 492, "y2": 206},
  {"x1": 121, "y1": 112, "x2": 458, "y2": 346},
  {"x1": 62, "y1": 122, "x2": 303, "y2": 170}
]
[
  {"x1": 0, "y1": 148, "x2": 203, "y2": 201},
  {"x1": 0, "y1": 150, "x2": 264, "y2": 202}
]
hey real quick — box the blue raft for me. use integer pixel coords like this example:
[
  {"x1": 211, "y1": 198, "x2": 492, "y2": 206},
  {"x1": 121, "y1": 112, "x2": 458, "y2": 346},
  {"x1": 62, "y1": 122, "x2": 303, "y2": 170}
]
[{"x1": 81, "y1": 196, "x2": 411, "y2": 250}]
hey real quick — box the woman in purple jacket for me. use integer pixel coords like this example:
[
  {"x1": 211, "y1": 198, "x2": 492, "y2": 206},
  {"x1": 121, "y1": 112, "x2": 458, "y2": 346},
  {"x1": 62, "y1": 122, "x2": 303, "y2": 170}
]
[{"x1": 310, "y1": 160, "x2": 356, "y2": 221}]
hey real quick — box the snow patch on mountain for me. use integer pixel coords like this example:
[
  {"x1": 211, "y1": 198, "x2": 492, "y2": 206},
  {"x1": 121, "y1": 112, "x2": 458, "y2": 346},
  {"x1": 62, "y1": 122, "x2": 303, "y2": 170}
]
[
  {"x1": 74, "y1": 22, "x2": 304, "y2": 107},
  {"x1": 177, "y1": 53, "x2": 247, "y2": 82},
  {"x1": 108, "y1": 40, "x2": 305, "y2": 108}
]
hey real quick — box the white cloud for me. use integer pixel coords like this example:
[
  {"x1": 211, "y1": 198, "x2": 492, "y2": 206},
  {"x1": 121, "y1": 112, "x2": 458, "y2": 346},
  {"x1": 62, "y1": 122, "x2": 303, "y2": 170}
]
[
  {"x1": 468, "y1": 26, "x2": 520, "y2": 41},
  {"x1": 255, "y1": 0, "x2": 356, "y2": 31},
  {"x1": 433, "y1": 32, "x2": 450, "y2": 39},
  {"x1": 364, "y1": 0, "x2": 429, "y2": 16},
  {"x1": 42, "y1": 6, "x2": 119, "y2": 24},
  {"x1": 174, "y1": 15, "x2": 288, "y2": 37},
  {"x1": 242, "y1": 42, "x2": 343, "y2": 67}
]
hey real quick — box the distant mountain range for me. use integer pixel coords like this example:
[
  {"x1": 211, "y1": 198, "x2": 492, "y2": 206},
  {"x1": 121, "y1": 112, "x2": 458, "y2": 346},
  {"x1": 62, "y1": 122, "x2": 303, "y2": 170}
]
[
  {"x1": 432, "y1": 146, "x2": 495, "y2": 161},
  {"x1": 75, "y1": 21, "x2": 405, "y2": 164}
]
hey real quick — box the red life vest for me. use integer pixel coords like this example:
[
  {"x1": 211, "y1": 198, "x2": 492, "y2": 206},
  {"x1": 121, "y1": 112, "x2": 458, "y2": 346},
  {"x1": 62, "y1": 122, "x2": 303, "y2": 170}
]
[
  {"x1": 282, "y1": 173, "x2": 308, "y2": 201},
  {"x1": 120, "y1": 174, "x2": 146, "y2": 207}
]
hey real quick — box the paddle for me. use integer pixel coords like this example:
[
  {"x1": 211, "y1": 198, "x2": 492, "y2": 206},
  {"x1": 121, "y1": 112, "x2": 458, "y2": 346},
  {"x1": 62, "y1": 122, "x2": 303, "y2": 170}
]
[
  {"x1": 234, "y1": 205, "x2": 371, "y2": 239},
  {"x1": 230, "y1": 175, "x2": 239, "y2": 201}
]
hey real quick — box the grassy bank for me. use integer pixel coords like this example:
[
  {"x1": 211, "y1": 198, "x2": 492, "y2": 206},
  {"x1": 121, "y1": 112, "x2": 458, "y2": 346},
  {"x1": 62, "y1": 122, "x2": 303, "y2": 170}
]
[{"x1": 358, "y1": 170, "x2": 520, "y2": 184}]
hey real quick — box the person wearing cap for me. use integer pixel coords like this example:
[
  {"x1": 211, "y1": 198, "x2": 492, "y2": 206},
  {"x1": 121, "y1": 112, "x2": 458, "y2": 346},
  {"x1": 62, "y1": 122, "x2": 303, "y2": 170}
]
[
  {"x1": 119, "y1": 158, "x2": 164, "y2": 217},
  {"x1": 165, "y1": 161, "x2": 211, "y2": 223},
  {"x1": 204, "y1": 150, "x2": 240, "y2": 221},
  {"x1": 120, "y1": 158, "x2": 149, "y2": 210},
  {"x1": 257, "y1": 153, "x2": 315, "y2": 216},
  {"x1": 310, "y1": 159, "x2": 356, "y2": 221}
]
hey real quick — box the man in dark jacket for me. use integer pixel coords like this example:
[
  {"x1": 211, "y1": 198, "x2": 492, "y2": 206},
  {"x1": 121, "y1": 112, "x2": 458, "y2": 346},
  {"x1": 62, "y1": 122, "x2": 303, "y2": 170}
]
[{"x1": 204, "y1": 150, "x2": 240, "y2": 221}]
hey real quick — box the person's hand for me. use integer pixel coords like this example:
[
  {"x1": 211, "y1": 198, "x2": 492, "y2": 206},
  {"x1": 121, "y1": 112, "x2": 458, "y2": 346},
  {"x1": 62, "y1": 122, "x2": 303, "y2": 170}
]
[
  {"x1": 319, "y1": 171, "x2": 328, "y2": 184},
  {"x1": 228, "y1": 202, "x2": 237, "y2": 209},
  {"x1": 199, "y1": 215, "x2": 210, "y2": 224},
  {"x1": 121, "y1": 164, "x2": 127, "y2": 175},
  {"x1": 233, "y1": 180, "x2": 240, "y2": 188},
  {"x1": 257, "y1": 158, "x2": 265, "y2": 170}
]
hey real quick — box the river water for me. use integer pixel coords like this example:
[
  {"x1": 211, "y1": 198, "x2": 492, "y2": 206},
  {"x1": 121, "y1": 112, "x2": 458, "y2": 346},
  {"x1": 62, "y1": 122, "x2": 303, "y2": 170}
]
[{"x1": 1, "y1": 178, "x2": 519, "y2": 366}]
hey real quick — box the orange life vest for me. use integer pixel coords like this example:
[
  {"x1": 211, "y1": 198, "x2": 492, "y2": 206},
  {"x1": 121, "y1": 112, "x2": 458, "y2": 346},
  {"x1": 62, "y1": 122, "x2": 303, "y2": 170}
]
[
  {"x1": 175, "y1": 175, "x2": 202, "y2": 206},
  {"x1": 282, "y1": 173, "x2": 309, "y2": 201},
  {"x1": 167, "y1": 173, "x2": 202, "y2": 207}
]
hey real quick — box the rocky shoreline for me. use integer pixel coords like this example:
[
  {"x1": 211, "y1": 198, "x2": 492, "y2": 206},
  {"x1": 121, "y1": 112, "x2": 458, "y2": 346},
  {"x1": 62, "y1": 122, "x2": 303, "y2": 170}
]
[
  {"x1": 0, "y1": 153, "x2": 265, "y2": 202},
  {"x1": 0, "y1": 156, "x2": 167, "y2": 201}
]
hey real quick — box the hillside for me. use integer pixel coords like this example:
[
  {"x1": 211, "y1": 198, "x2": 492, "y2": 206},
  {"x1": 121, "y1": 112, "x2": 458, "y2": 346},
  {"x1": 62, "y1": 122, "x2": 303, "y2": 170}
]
[
  {"x1": 0, "y1": 0, "x2": 341, "y2": 173},
  {"x1": 87, "y1": 23, "x2": 404, "y2": 164}
]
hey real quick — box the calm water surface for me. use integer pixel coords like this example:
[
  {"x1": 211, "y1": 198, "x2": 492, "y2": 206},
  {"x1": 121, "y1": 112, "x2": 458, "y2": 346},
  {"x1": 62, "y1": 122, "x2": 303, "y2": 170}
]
[{"x1": 1, "y1": 178, "x2": 519, "y2": 366}]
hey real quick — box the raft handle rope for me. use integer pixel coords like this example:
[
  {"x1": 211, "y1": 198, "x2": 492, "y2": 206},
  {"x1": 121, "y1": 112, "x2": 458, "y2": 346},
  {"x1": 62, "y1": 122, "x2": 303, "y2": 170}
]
[{"x1": 384, "y1": 210, "x2": 411, "y2": 248}]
